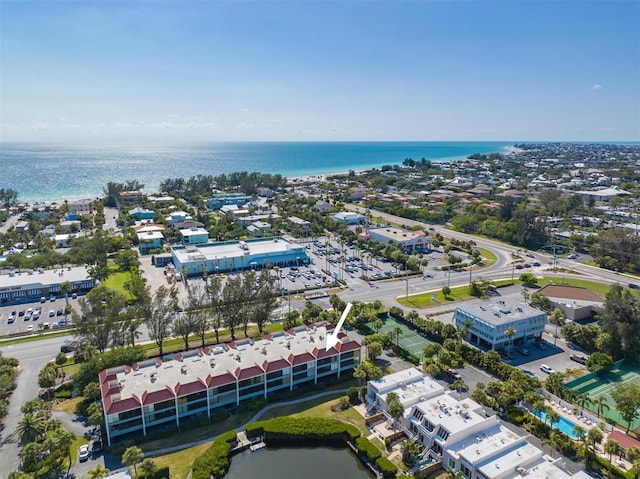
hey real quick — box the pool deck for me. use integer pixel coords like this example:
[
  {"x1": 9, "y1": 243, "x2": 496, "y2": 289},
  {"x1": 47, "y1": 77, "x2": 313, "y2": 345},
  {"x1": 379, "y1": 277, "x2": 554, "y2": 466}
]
[{"x1": 544, "y1": 399, "x2": 634, "y2": 472}]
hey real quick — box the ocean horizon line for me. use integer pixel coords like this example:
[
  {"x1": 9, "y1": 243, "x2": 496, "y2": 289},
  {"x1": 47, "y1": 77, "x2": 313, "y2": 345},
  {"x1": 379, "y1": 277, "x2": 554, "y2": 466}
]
[{"x1": 2, "y1": 141, "x2": 638, "y2": 204}]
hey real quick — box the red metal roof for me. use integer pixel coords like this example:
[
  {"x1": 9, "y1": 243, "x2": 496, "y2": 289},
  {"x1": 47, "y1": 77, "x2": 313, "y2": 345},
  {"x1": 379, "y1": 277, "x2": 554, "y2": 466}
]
[
  {"x1": 339, "y1": 340, "x2": 361, "y2": 353},
  {"x1": 142, "y1": 387, "x2": 175, "y2": 405},
  {"x1": 315, "y1": 347, "x2": 339, "y2": 359},
  {"x1": 208, "y1": 371, "x2": 237, "y2": 388},
  {"x1": 175, "y1": 379, "x2": 207, "y2": 397},
  {"x1": 236, "y1": 365, "x2": 264, "y2": 380},
  {"x1": 290, "y1": 352, "x2": 315, "y2": 366},
  {"x1": 609, "y1": 430, "x2": 640, "y2": 450},
  {"x1": 265, "y1": 358, "x2": 291, "y2": 372},
  {"x1": 105, "y1": 396, "x2": 141, "y2": 415}
]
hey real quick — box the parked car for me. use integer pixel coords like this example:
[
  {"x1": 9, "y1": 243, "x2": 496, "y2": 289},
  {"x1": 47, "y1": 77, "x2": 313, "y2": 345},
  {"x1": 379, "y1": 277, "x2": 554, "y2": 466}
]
[
  {"x1": 78, "y1": 444, "x2": 90, "y2": 462},
  {"x1": 570, "y1": 354, "x2": 588, "y2": 365},
  {"x1": 540, "y1": 364, "x2": 555, "y2": 374},
  {"x1": 445, "y1": 369, "x2": 462, "y2": 381},
  {"x1": 536, "y1": 341, "x2": 547, "y2": 350},
  {"x1": 515, "y1": 346, "x2": 529, "y2": 356},
  {"x1": 629, "y1": 283, "x2": 639, "y2": 290},
  {"x1": 48, "y1": 309, "x2": 55, "y2": 317},
  {"x1": 56, "y1": 307, "x2": 63, "y2": 316},
  {"x1": 91, "y1": 439, "x2": 103, "y2": 453},
  {"x1": 498, "y1": 350, "x2": 514, "y2": 360}
]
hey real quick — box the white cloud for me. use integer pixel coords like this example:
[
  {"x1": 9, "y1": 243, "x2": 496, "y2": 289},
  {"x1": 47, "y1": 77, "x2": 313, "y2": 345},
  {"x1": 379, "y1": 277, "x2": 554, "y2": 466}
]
[{"x1": 591, "y1": 84, "x2": 603, "y2": 90}]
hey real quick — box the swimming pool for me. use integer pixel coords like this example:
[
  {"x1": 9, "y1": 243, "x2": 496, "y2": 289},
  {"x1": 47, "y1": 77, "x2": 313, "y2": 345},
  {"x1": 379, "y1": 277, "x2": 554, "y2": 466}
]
[{"x1": 531, "y1": 410, "x2": 580, "y2": 439}]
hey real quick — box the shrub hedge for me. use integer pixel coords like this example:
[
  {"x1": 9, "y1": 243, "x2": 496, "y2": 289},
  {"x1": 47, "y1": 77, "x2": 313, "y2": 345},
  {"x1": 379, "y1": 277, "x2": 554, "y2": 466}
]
[
  {"x1": 145, "y1": 465, "x2": 170, "y2": 479},
  {"x1": 375, "y1": 456, "x2": 398, "y2": 479},
  {"x1": 356, "y1": 437, "x2": 381, "y2": 462},
  {"x1": 245, "y1": 417, "x2": 360, "y2": 445},
  {"x1": 191, "y1": 430, "x2": 237, "y2": 479}
]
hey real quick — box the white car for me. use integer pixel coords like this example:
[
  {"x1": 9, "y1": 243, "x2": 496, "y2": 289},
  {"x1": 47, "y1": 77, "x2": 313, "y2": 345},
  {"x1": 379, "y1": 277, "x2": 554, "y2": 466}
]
[
  {"x1": 78, "y1": 444, "x2": 90, "y2": 461},
  {"x1": 540, "y1": 364, "x2": 555, "y2": 374},
  {"x1": 49, "y1": 309, "x2": 55, "y2": 317},
  {"x1": 26, "y1": 325, "x2": 34, "y2": 332}
]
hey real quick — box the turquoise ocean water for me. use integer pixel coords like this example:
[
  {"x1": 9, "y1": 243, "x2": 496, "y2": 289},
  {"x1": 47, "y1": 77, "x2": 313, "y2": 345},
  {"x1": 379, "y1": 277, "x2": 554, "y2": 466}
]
[{"x1": 0, "y1": 141, "x2": 512, "y2": 202}]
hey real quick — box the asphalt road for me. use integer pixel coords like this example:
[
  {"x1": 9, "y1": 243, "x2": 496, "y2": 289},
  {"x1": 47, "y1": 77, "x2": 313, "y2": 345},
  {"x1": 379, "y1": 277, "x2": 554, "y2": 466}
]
[{"x1": 0, "y1": 335, "x2": 70, "y2": 478}]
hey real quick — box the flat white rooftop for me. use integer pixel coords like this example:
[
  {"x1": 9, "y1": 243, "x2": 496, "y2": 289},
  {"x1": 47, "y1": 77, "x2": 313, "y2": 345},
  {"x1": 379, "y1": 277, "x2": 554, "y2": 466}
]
[
  {"x1": 172, "y1": 237, "x2": 305, "y2": 263},
  {"x1": 478, "y1": 441, "x2": 542, "y2": 479},
  {"x1": 503, "y1": 458, "x2": 584, "y2": 479},
  {"x1": 454, "y1": 425, "x2": 523, "y2": 465},
  {"x1": 457, "y1": 300, "x2": 545, "y2": 326},
  {"x1": 369, "y1": 367, "x2": 425, "y2": 395},
  {"x1": 380, "y1": 377, "x2": 444, "y2": 409},
  {"x1": 414, "y1": 394, "x2": 486, "y2": 436},
  {"x1": 0, "y1": 266, "x2": 92, "y2": 291},
  {"x1": 180, "y1": 228, "x2": 209, "y2": 237}
]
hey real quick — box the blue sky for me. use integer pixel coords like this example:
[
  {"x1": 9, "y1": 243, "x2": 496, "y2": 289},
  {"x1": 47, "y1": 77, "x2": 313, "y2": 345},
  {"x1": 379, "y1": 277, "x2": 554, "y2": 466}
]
[{"x1": 1, "y1": 0, "x2": 638, "y2": 142}]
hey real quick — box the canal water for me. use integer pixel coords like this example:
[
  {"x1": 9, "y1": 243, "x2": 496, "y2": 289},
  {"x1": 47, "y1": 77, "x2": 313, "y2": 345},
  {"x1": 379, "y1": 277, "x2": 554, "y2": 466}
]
[{"x1": 225, "y1": 446, "x2": 374, "y2": 478}]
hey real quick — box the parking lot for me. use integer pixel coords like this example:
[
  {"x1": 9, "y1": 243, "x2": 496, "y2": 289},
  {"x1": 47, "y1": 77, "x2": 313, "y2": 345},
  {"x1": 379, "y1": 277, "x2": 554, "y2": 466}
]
[{"x1": 0, "y1": 296, "x2": 77, "y2": 336}]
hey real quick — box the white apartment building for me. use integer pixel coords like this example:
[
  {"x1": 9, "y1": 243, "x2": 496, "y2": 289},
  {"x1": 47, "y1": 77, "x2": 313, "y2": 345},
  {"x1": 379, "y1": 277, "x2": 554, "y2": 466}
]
[{"x1": 367, "y1": 369, "x2": 591, "y2": 479}]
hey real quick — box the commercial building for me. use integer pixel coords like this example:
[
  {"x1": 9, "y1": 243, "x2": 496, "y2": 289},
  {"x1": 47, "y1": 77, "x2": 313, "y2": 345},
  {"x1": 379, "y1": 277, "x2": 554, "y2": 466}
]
[
  {"x1": 360, "y1": 227, "x2": 432, "y2": 252},
  {"x1": 100, "y1": 322, "x2": 361, "y2": 445},
  {"x1": 129, "y1": 207, "x2": 155, "y2": 220},
  {"x1": 137, "y1": 231, "x2": 164, "y2": 255},
  {"x1": 0, "y1": 266, "x2": 95, "y2": 306},
  {"x1": 171, "y1": 237, "x2": 309, "y2": 277},
  {"x1": 179, "y1": 227, "x2": 209, "y2": 245},
  {"x1": 367, "y1": 369, "x2": 591, "y2": 479},
  {"x1": 333, "y1": 212, "x2": 365, "y2": 224},
  {"x1": 207, "y1": 193, "x2": 252, "y2": 211},
  {"x1": 454, "y1": 300, "x2": 546, "y2": 351},
  {"x1": 537, "y1": 285, "x2": 604, "y2": 321}
]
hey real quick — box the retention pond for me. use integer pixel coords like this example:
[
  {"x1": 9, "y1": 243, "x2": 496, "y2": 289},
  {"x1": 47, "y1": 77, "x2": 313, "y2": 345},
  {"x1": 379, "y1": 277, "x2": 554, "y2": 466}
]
[{"x1": 225, "y1": 446, "x2": 374, "y2": 479}]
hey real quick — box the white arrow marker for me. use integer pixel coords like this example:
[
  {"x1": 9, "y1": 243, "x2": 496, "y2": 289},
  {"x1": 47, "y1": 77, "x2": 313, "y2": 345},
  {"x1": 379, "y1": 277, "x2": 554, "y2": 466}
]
[{"x1": 326, "y1": 302, "x2": 352, "y2": 351}]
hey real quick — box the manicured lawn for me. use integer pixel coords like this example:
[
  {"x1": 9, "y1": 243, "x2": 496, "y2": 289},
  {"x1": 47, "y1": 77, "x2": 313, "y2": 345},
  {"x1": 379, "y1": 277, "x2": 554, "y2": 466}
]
[
  {"x1": 397, "y1": 285, "x2": 473, "y2": 308},
  {"x1": 53, "y1": 396, "x2": 83, "y2": 414},
  {"x1": 477, "y1": 247, "x2": 497, "y2": 267},
  {"x1": 534, "y1": 277, "x2": 615, "y2": 297},
  {"x1": 139, "y1": 411, "x2": 255, "y2": 453},
  {"x1": 102, "y1": 270, "x2": 134, "y2": 301},
  {"x1": 0, "y1": 329, "x2": 72, "y2": 346},
  {"x1": 153, "y1": 442, "x2": 211, "y2": 479}
]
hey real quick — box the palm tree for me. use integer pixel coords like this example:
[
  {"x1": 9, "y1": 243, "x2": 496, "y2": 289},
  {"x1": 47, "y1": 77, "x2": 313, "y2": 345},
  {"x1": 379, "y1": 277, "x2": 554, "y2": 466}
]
[
  {"x1": 446, "y1": 471, "x2": 464, "y2": 479},
  {"x1": 459, "y1": 318, "x2": 474, "y2": 342},
  {"x1": 596, "y1": 396, "x2": 610, "y2": 418},
  {"x1": 545, "y1": 407, "x2": 560, "y2": 427},
  {"x1": 15, "y1": 412, "x2": 47, "y2": 444},
  {"x1": 59, "y1": 281, "x2": 73, "y2": 313},
  {"x1": 587, "y1": 427, "x2": 604, "y2": 455},
  {"x1": 452, "y1": 379, "x2": 466, "y2": 399},
  {"x1": 140, "y1": 458, "x2": 158, "y2": 479},
  {"x1": 122, "y1": 445, "x2": 144, "y2": 478},
  {"x1": 604, "y1": 439, "x2": 621, "y2": 477},
  {"x1": 544, "y1": 431, "x2": 565, "y2": 459},
  {"x1": 87, "y1": 464, "x2": 110, "y2": 479},
  {"x1": 576, "y1": 392, "x2": 592, "y2": 416},
  {"x1": 505, "y1": 327, "x2": 517, "y2": 352},
  {"x1": 392, "y1": 326, "x2": 403, "y2": 348}
]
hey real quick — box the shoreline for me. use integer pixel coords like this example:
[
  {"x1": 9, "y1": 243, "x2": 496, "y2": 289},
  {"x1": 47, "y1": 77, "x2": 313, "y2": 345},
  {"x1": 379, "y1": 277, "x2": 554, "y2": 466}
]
[{"x1": 6, "y1": 142, "x2": 512, "y2": 205}]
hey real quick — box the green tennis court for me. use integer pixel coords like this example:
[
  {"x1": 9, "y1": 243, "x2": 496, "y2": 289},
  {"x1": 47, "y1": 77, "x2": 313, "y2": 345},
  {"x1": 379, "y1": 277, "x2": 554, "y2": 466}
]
[
  {"x1": 567, "y1": 362, "x2": 640, "y2": 433},
  {"x1": 369, "y1": 317, "x2": 435, "y2": 361}
]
